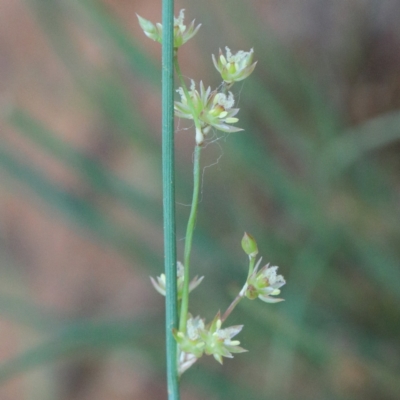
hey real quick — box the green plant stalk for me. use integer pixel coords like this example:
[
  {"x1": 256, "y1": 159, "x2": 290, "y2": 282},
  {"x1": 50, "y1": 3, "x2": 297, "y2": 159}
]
[
  {"x1": 161, "y1": 0, "x2": 180, "y2": 398},
  {"x1": 179, "y1": 144, "x2": 202, "y2": 332},
  {"x1": 221, "y1": 291, "x2": 244, "y2": 323},
  {"x1": 173, "y1": 54, "x2": 203, "y2": 334},
  {"x1": 221, "y1": 256, "x2": 256, "y2": 322}
]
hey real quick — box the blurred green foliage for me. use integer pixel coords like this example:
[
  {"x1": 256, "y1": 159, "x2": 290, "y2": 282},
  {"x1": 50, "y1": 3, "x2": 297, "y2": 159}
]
[{"x1": 1, "y1": 0, "x2": 400, "y2": 399}]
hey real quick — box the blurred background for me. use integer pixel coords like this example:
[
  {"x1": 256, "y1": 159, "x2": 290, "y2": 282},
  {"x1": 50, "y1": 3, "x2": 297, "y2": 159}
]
[{"x1": 0, "y1": 0, "x2": 400, "y2": 399}]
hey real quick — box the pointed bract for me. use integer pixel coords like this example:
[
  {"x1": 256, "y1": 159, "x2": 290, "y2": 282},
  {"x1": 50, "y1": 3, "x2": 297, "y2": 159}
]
[
  {"x1": 136, "y1": 14, "x2": 162, "y2": 43},
  {"x1": 178, "y1": 351, "x2": 198, "y2": 375}
]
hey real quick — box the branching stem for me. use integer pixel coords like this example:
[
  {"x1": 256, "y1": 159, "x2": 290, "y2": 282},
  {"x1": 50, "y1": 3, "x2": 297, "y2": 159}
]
[
  {"x1": 179, "y1": 144, "x2": 202, "y2": 332},
  {"x1": 221, "y1": 255, "x2": 256, "y2": 323},
  {"x1": 221, "y1": 291, "x2": 244, "y2": 323},
  {"x1": 174, "y1": 54, "x2": 203, "y2": 333}
]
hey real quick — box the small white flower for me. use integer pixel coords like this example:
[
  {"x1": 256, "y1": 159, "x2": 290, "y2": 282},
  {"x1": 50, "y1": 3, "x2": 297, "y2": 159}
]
[
  {"x1": 174, "y1": 81, "x2": 243, "y2": 144},
  {"x1": 173, "y1": 315, "x2": 206, "y2": 359},
  {"x1": 212, "y1": 47, "x2": 257, "y2": 84},
  {"x1": 173, "y1": 9, "x2": 201, "y2": 48},
  {"x1": 203, "y1": 314, "x2": 247, "y2": 364},
  {"x1": 245, "y1": 259, "x2": 286, "y2": 303},
  {"x1": 150, "y1": 262, "x2": 203, "y2": 299},
  {"x1": 137, "y1": 9, "x2": 201, "y2": 48},
  {"x1": 187, "y1": 315, "x2": 205, "y2": 341}
]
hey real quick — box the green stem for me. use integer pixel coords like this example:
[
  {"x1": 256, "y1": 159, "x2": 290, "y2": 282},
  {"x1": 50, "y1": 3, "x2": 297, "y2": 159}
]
[
  {"x1": 221, "y1": 291, "x2": 244, "y2": 323},
  {"x1": 221, "y1": 256, "x2": 256, "y2": 323},
  {"x1": 162, "y1": 0, "x2": 180, "y2": 398},
  {"x1": 174, "y1": 54, "x2": 203, "y2": 333},
  {"x1": 247, "y1": 256, "x2": 256, "y2": 279},
  {"x1": 179, "y1": 144, "x2": 202, "y2": 332}
]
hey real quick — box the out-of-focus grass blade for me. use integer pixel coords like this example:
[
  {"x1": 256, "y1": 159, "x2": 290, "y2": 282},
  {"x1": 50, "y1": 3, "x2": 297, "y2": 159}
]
[
  {"x1": 0, "y1": 312, "x2": 282, "y2": 400},
  {"x1": 226, "y1": 0, "x2": 343, "y2": 141},
  {"x1": 320, "y1": 110, "x2": 400, "y2": 176},
  {"x1": 8, "y1": 108, "x2": 162, "y2": 224},
  {"x1": 26, "y1": 0, "x2": 159, "y2": 150},
  {"x1": 230, "y1": 123, "x2": 400, "y2": 296},
  {"x1": 0, "y1": 143, "x2": 159, "y2": 267},
  {"x1": 185, "y1": 367, "x2": 265, "y2": 400},
  {"x1": 0, "y1": 317, "x2": 153, "y2": 383},
  {"x1": 75, "y1": 0, "x2": 160, "y2": 84},
  {"x1": 228, "y1": 131, "x2": 322, "y2": 226},
  {"x1": 242, "y1": 301, "x2": 400, "y2": 399},
  {"x1": 228, "y1": 115, "x2": 400, "y2": 394},
  {"x1": 7, "y1": 108, "x2": 237, "y2": 271},
  {"x1": 192, "y1": 0, "x2": 340, "y2": 153},
  {"x1": 88, "y1": 73, "x2": 159, "y2": 149},
  {"x1": 343, "y1": 231, "x2": 400, "y2": 300},
  {"x1": 0, "y1": 294, "x2": 63, "y2": 331}
]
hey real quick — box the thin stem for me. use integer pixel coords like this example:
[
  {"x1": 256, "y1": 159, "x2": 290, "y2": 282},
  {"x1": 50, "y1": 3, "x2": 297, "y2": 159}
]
[
  {"x1": 221, "y1": 255, "x2": 256, "y2": 323},
  {"x1": 179, "y1": 144, "x2": 202, "y2": 332},
  {"x1": 221, "y1": 291, "x2": 244, "y2": 323},
  {"x1": 174, "y1": 54, "x2": 203, "y2": 333},
  {"x1": 247, "y1": 256, "x2": 256, "y2": 279},
  {"x1": 221, "y1": 81, "x2": 233, "y2": 94},
  {"x1": 162, "y1": 0, "x2": 180, "y2": 398}
]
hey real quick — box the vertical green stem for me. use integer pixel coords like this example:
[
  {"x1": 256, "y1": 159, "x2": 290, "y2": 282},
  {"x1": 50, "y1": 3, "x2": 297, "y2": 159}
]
[
  {"x1": 179, "y1": 144, "x2": 202, "y2": 332},
  {"x1": 162, "y1": 1, "x2": 180, "y2": 398}
]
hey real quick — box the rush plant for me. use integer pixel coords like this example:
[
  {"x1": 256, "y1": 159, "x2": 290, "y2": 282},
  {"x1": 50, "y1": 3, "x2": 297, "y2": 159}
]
[{"x1": 138, "y1": 7, "x2": 286, "y2": 397}]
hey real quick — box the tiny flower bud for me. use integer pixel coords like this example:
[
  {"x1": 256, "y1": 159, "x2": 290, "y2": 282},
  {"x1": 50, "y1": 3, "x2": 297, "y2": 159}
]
[
  {"x1": 137, "y1": 10, "x2": 201, "y2": 48},
  {"x1": 241, "y1": 232, "x2": 258, "y2": 257},
  {"x1": 136, "y1": 14, "x2": 162, "y2": 43}
]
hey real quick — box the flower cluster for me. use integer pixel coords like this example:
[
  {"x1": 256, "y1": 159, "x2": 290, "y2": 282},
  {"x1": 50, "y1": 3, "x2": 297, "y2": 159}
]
[
  {"x1": 137, "y1": 9, "x2": 201, "y2": 48},
  {"x1": 174, "y1": 81, "x2": 242, "y2": 144},
  {"x1": 138, "y1": 10, "x2": 256, "y2": 145},
  {"x1": 150, "y1": 262, "x2": 203, "y2": 300},
  {"x1": 173, "y1": 46, "x2": 257, "y2": 144},
  {"x1": 244, "y1": 258, "x2": 286, "y2": 303},
  {"x1": 139, "y1": 9, "x2": 287, "y2": 377},
  {"x1": 174, "y1": 314, "x2": 246, "y2": 374}
]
